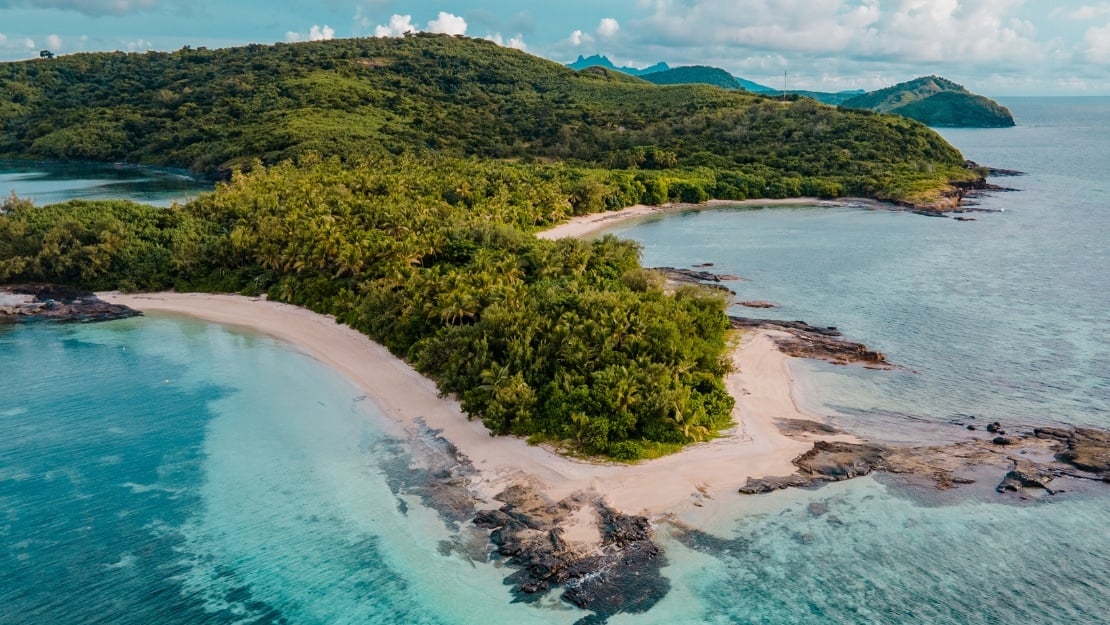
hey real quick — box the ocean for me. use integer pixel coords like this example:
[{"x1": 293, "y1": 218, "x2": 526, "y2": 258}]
[
  {"x1": 0, "y1": 160, "x2": 210, "y2": 207},
  {"x1": 2, "y1": 97, "x2": 1107, "y2": 623}
]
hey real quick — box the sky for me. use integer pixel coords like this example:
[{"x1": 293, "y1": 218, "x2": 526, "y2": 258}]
[{"x1": 1, "y1": 1, "x2": 1109, "y2": 95}]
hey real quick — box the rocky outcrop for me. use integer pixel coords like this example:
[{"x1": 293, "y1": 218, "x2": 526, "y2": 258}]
[
  {"x1": 729, "y1": 317, "x2": 890, "y2": 366},
  {"x1": 0, "y1": 284, "x2": 140, "y2": 324},
  {"x1": 740, "y1": 423, "x2": 1110, "y2": 497},
  {"x1": 474, "y1": 485, "x2": 667, "y2": 624},
  {"x1": 739, "y1": 300, "x2": 778, "y2": 309},
  {"x1": 1037, "y1": 427, "x2": 1110, "y2": 474},
  {"x1": 996, "y1": 458, "x2": 1057, "y2": 494}
]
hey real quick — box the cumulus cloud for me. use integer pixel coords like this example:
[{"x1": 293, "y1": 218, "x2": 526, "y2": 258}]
[
  {"x1": 372, "y1": 12, "x2": 468, "y2": 38},
  {"x1": 632, "y1": 0, "x2": 1046, "y2": 70},
  {"x1": 285, "y1": 25, "x2": 335, "y2": 43},
  {"x1": 310, "y1": 25, "x2": 335, "y2": 41},
  {"x1": 427, "y1": 11, "x2": 467, "y2": 36},
  {"x1": 486, "y1": 32, "x2": 527, "y2": 51},
  {"x1": 0, "y1": 0, "x2": 160, "y2": 16},
  {"x1": 46, "y1": 34, "x2": 63, "y2": 50},
  {"x1": 0, "y1": 34, "x2": 7, "y2": 47},
  {"x1": 374, "y1": 14, "x2": 416, "y2": 37},
  {"x1": 597, "y1": 17, "x2": 620, "y2": 38},
  {"x1": 569, "y1": 29, "x2": 590, "y2": 46}
]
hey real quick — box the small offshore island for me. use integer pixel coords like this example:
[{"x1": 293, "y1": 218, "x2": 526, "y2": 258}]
[{"x1": 1, "y1": 34, "x2": 1107, "y2": 623}]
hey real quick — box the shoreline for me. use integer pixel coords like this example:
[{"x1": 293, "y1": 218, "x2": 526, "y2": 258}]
[
  {"x1": 536, "y1": 198, "x2": 832, "y2": 240},
  {"x1": 98, "y1": 291, "x2": 836, "y2": 517}
]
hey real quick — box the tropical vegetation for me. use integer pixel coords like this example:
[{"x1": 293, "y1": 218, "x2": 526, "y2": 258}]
[{"x1": 0, "y1": 35, "x2": 986, "y2": 457}]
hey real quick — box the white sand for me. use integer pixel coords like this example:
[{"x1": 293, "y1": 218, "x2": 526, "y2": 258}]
[
  {"x1": 100, "y1": 292, "x2": 833, "y2": 516},
  {"x1": 537, "y1": 198, "x2": 825, "y2": 240}
]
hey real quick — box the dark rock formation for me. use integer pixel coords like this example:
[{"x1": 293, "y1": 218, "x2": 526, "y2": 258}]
[
  {"x1": 474, "y1": 485, "x2": 668, "y2": 623},
  {"x1": 1050, "y1": 427, "x2": 1110, "y2": 473},
  {"x1": 729, "y1": 316, "x2": 889, "y2": 366},
  {"x1": 741, "y1": 425, "x2": 1110, "y2": 498},
  {"x1": 795, "y1": 441, "x2": 888, "y2": 480},
  {"x1": 739, "y1": 300, "x2": 778, "y2": 309},
  {"x1": 996, "y1": 459, "x2": 1057, "y2": 494},
  {"x1": 0, "y1": 284, "x2": 140, "y2": 324}
]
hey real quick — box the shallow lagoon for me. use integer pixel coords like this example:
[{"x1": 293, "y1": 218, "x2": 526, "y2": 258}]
[{"x1": 1, "y1": 160, "x2": 212, "y2": 207}]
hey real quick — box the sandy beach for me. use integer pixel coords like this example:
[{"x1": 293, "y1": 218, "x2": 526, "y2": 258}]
[
  {"x1": 99, "y1": 291, "x2": 831, "y2": 517},
  {"x1": 537, "y1": 198, "x2": 826, "y2": 240}
]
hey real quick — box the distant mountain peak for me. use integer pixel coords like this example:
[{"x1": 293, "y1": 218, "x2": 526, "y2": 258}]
[{"x1": 567, "y1": 54, "x2": 670, "y2": 76}]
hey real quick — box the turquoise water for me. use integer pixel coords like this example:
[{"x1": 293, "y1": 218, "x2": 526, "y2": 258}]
[
  {"x1": 0, "y1": 318, "x2": 584, "y2": 624},
  {"x1": 606, "y1": 97, "x2": 1110, "y2": 442},
  {"x1": 0, "y1": 160, "x2": 211, "y2": 207},
  {"x1": 3, "y1": 98, "x2": 1108, "y2": 624}
]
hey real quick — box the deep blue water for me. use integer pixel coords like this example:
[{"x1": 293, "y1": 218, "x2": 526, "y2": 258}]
[
  {"x1": 2, "y1": 98, "x2": 1108, "y2": 624},
  {"x1": 0, "y1": 160, "x2": 211, "y2": 207}
]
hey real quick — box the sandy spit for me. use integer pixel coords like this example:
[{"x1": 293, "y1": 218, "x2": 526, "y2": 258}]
[{"x1": 99, "y1": 291, "x2": 829, "y2": 516}]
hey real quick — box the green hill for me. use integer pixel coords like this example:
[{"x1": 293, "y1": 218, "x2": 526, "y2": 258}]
[
  {"x1": 0, "y1": 35, "x2": 975, "y2": 203},
  {"x1": 841, "y1": 76, "x2": 1015, "y2": 127},
  {"x1": 640, "y1": 66, "x2": 742, "y2": 90}
]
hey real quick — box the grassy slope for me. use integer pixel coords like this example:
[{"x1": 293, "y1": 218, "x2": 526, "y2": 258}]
[{"x1": 0, "y1": 34, "x2": 976, "y2": 203}]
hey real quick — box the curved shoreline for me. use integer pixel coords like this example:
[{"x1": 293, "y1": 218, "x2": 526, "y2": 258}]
[
  {"x1": 536, "y1": 198, "x2": 829, "y2": 240},
  {"x1": 98, "y1": 291, "x2": 835, "y2": 517}
]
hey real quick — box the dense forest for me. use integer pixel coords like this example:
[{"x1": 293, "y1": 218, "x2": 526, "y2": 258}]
[
  {"x1": 0, "y1": 33, "x2": 977, "y2": 204},
  {"x1": 1, "y1": 157, "x2": 736, "y2": 459},
  {"x1": 0, "y1": 35, "x2": 986, "y2": 457}
]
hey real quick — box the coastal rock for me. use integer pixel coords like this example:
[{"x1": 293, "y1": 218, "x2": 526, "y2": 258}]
[
  {"x1": 996, "y1": 459, "x2": 1057, "y2": 494},
  {"x1": 1056, "y1": 428, "x2": 1110, "y2": 474},
  {"x1": 738, "y1": 474, "x2": 812, "y2": 494},
  {"x1": 729, "y1": 316, "x2": 889, "y2": 367},
  {"x1": 0, "y1": 284, "x2": 140, "y2": 324},
  {"x1": 474, "y1": 485, "x2": 668, "y2": 623},
  {"x1": 739, "y1": 300, "x2": 778, "y2": 309},
  {"x1": 795, "y1": 441, "x2": 887, "y2": 480}
]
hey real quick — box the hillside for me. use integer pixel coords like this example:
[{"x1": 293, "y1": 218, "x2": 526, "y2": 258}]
[
  {"x1": 639, "y1": 66, "x2": 742, "y2": 90},
  {"x1": 841, "y1": 76, "x2": 1015, "y2": 127},
  {"x1": 0, "y1": 35, "x2": 975, "y2": 204}
]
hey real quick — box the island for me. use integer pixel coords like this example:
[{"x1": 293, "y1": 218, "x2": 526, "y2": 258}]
[
  {"x1": 841, "y1": 75, "x2": 1016, "y2": 127},
  {"x1": 2, "y1": 34, "x2": 1091, "y2": 623}
]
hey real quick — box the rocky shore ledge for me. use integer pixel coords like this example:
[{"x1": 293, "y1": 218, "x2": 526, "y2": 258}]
[
  {"x1": 740, "y1": 426, "x2": 1110, "y2": 497},
  {"x1": 0, "y1": 284, "x2": 140, "y2": 323}
]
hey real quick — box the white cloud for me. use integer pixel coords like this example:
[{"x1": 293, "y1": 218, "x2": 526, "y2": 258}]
[
  {"x1": 597, "y1": 17, "x2": 620, "y2": 38},
  {"x1": 486, "y1": 32, "x2": 527, "y2": 51},
  {"x1": 0, "y1": 34, "x2": 7, "y2": 47},
  {"x1": 633, "y1": 0, "x2": 1044, "y2": 67},
  {"x1": 46, "y1": 34, "x2": 63, "y2": 50},
  {"x1": 309, "y1": 24, "x2": 335, "y2": 41},
  {"x1": 23, "y1": 37, "x2": 35, "y2": 49},
  {"x1": 427, "y1": 11, "x2": 467, "y2": 36},
  {"x1": 569, "y1": 29, "x2": 592, "y2": 46},
  {"x1": 374, "y1": 14, "x2": 415, "y2": 37},
  {"x1": 285, "y1": 24, "x2": 334, "y2": 43},
  {"x1": 1083, "y1": 22, "x2": 1110, "y2": 62}
]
